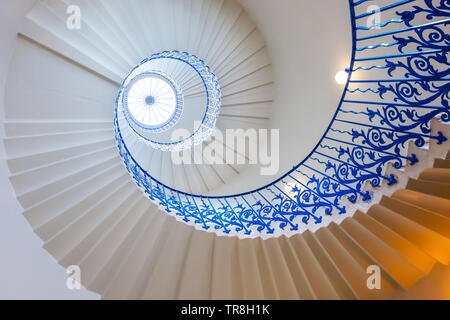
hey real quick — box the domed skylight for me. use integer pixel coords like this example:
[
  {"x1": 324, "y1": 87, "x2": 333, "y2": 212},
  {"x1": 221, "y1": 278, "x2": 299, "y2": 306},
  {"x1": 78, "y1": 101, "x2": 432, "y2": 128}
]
[
  {"x1": 117, "y1": 51, "x2": 221, "y2": 151},
  {"x1": 123, "y1": 72, "x2": 182, "y2": 130}
]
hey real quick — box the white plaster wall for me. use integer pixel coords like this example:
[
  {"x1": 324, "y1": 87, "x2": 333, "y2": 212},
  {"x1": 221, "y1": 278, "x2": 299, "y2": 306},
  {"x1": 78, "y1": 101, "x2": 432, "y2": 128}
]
[
  {"x1": 0, "y1": 0, "x2": 98, "y2": 299},
  {"x1": 211, "y1": 0, "x2": 352, "y2": 195}
]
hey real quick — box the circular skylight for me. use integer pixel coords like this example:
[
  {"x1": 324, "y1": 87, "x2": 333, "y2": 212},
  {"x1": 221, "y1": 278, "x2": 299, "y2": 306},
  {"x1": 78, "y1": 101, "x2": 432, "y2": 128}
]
[
  {"x1": 117, "y1": 51, "x2": 221, "y2": 151},
  {"x1": 123, "y1": 72, "x2": 183, "y2": 131}
]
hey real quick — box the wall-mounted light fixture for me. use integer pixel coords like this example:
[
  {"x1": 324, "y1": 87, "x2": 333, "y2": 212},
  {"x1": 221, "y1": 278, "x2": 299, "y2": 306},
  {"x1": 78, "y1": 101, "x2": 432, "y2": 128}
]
[{"x1": 335, "y1": 70, "x2": 349, "y2": 85}]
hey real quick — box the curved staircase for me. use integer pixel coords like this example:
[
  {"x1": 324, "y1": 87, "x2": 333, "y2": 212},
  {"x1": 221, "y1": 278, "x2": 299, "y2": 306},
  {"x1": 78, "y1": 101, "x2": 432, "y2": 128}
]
[
  {"x1": 1, "y1": 0, "x2": 450, "y2": 299},
  {"x1": 13, "y1": 0, "x2": 274, "y2": 197},
  {"x1": 96, "y1": 141, "x2": 450, "y2": 300}
]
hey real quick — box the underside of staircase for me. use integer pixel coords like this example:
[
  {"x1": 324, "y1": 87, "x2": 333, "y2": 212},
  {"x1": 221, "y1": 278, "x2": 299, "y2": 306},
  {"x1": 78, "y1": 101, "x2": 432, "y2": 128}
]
[
  {"x1": 102, "y1": 146, "x2": 450, "y2": 300},
  {"x1": 4, "y1": 119, "x2": 450, "y2": 300},
  {"x1": 1, "y1": 0, "x2": 449, "y2": 300}
]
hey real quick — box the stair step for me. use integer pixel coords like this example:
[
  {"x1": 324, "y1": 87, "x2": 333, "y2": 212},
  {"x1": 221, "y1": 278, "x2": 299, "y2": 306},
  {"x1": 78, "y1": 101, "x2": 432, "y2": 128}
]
[
  {"x1": 177, "y1": 231, "x2": 215, "y2": 300},
  {"x1": 127, "y1": 216, "x2": 175, "y2": 300},
  {"x1": 368, "y1": 204, "x2": 450, "y2": 265},
  {"x1": 211, "y1": 237, "x2": 241, "y2": 300},
  {"x1": 78, "y1": 198, "x2": 149, "y2": 288},
  {"x1": 3, "y1": 130, "x2": 113, "y2": 159},
  {"x1": 277, "y1": 237, "x2": 315, "y2": 299},
  {"x1": 3, "y1": 121, "x2": 111, "y2": 137},
  {"x1": 261, "y1": 238, "x2": 299, "y2": 299},
  {"x1": 35, "y1": 177, "x2": 131, "y2": 241},
  {"x1": 44, "y1": 185, "x2": 139, "y2": 263},
  {"x1": 392, "y1": 189, "x2": 450, "y2": 219},
  {"x1": 9, "y1": 146, "x2": 116, "y2": 195},
  {"x1": 16, "y1": 156, "x2": 120, "y2": 209},
  {"x1": 88, "y1": 206, "x2": 154, "y2": 293},
  {"x1": 352, "y1": 210, "x2": 435, "y2": 274},
  {"x1": 255, "y1": 239, "x2": 280, "y2": 299},
  {"x1": 406, "y1": 178, "x2": 450, "y2": 199},
  {"x1": 315, "y1": 226, "x2": 386, "y2": 299},
  {"x1": 286, "y1": 234, "x2": 340, "y2": 299},
  {"x1": 303, "y1": 230, "x2": 357, "y2": 299},
  {"x1": 23, "y1": 165, "x2": 126, "y2": 228},
  {"x1": 18, "y1": 13, "x2": 124, "y2": 83},
  {"x1": 434, "y1": 158, "x2": 450, "y2": 169},
  {"x1": 102, "y1": 211, "x2": 169, "y2": 299},
  {"x1": 380, "y1": 196, "x2": 450, "y2": 239},
  {"x1": 6, "y1": 139, "x2": 115, "y2": 174},
  {"x1": 327, "y1": 223, "x2": 399, "y2": 296},
  {"x1": 419, "y1": 168, "x2": 450, "y2": 184},
  {"x1": 340, "y1": 215, "x2": 424, "y2": 289},
  {"x1": 141, "y1": 221, "x2": 194, "y2": 299},
  {"x1": 237, "y1": 239, "x2": 265, "y2": 299}
]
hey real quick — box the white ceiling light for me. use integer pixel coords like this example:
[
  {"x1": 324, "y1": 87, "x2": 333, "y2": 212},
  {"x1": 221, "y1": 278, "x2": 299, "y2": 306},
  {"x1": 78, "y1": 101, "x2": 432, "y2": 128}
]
[{"x1": 335, "y1": 70, "x2": 349, "y2": 85}]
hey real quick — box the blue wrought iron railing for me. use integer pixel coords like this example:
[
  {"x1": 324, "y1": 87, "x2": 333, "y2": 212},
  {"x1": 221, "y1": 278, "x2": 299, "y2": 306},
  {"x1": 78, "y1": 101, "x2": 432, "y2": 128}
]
[{"x1": 114, "y1": 0, "x2": 450, "y2": 237}]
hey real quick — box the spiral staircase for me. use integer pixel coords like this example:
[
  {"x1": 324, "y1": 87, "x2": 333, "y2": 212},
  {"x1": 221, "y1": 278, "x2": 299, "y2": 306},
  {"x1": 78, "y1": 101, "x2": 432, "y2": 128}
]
[{"x1": 1, "y1": 0, "x2": 450, "y2": 299}]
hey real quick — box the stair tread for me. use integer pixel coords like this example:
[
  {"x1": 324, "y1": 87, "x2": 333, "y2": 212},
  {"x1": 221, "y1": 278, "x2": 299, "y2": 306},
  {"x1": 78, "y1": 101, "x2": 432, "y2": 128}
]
[
  {"x1": 392, "y1": 189, "x2": 450, "y2": 218},
  {"x1": 126, "y1": 216, "x2": 175, "y2": 300},
  {"x1": 286, "y1": 234, "x2": 340, "y2": 299},
  {"x1": 6, "y1": 139, "x2": 115, "y2": 174},
  {"x1": 341, "y1": 216, "x2": 425, "y2": 289},
  {"x1": 406, "y1": 178, "x2": 450, "y2": 200},
  {"x1": 9, "y1": 145, "x2": 115, "y2": 184},
  {"x1": 43, "y1": 185, "x2": 139, "y2": 262},
  {"x1": 261, "y1": 238, "x2": 300, "y2": 299},
  {"x1": 76, "y1": 198, "x2": 150, "y2": 287},
  {"x1": 16, "y1": 156, "x2": 121, "y2": 209},
  {"x1": 237, "y1": 239, "x2": 265, "y2": 299},
  {"x1": 381, "y1": 195, "x2": 450, "y2": 238},
  {"x1": 35, "y1": 177, "x2": 131, "y2": 241},
  {"x1": 277, "y1": 237, "x2": 316, "y2": 299},
  {"x1": 102, "y1": 211, "x2": 167, "y2": 299},
  {"x1": 434, "y1": 158, "x2": 450, "y2": 169},
  {"x1": 419, "y1": 168, "x2": 450, "y2": 184},
  {"x1": 368, "y1": 204, "x2": 450, "y2": 265},
  {"x1": 177, "y1": 230, "x2": 215, "y2": 300},
  {"x1": 328, "y1": 223, "x2": 399, "y2": 296},
  {"x1": 23, "y1": 165, "x2": 126, "y2": 228},
  {"x1": 315, "y1": 227, "x2": 386, "y2": 299},
  {"x1": 353, "y1": 210, "x2": 436, "y2": 275},
  {"x1": 141, "y1": 220, "x2": 194, "y2": 299},
  {"x1": 211, "y1": 237, "x2": 241, "y2": 300},
  {"x1": 256, "y1": 239, "x2": 281, "y2": 299},
  {"x1": 88, "y1": 206, "x2": 154, "y2": 293},
  {"x1": 303, "y1": 231, "x2": 357, "y2": 299}
]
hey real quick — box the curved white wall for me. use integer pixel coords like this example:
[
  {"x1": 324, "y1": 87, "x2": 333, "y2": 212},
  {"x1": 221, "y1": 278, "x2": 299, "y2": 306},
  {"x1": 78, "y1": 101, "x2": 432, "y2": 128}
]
[
  {"x1": 213, "y1": 0, "x2": 352, "y2": 195},
  {"x1": 0, "y1": 0, "x2": 98, "y2": 299}
]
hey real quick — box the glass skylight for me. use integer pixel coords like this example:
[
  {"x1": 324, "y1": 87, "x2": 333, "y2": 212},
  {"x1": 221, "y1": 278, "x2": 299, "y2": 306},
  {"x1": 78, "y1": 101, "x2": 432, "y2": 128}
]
[
  {"x1": 117, "y1": 51, "x2": 221, "y2": 151},
  {"x1": 123, "y1": 72, "x2": 182, "y2": 131}
]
